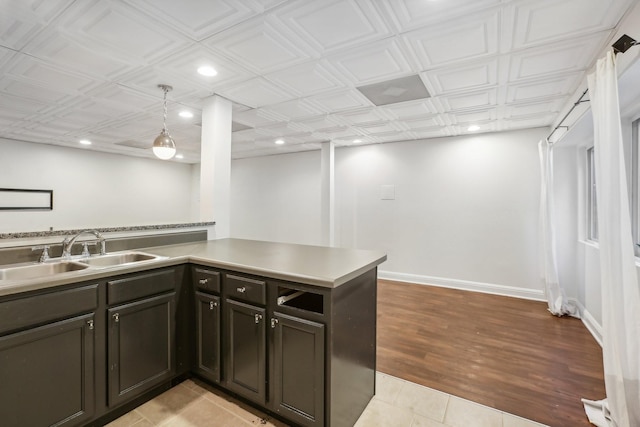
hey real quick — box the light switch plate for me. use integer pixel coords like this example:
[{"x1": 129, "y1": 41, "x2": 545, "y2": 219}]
[{"x1": 380, "y1": 185, "x2": 395, "y2": 200}]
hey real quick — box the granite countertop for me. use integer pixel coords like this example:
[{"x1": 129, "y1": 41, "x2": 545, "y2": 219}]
[{"x1": 0, "y1": 238, "x2": 387, "y2": 297}]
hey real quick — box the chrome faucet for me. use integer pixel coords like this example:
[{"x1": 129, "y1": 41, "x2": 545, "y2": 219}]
[{"x1": 61, "y1": 229, "x2": 106, "y2": 259}]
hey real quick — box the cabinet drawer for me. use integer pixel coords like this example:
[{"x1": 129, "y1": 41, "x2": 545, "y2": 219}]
[
  {"x1": 0, "y1": 284, "x2": 98, "y2": 335},
  {"x1": 194, "y1": 267, "x2": 220, "y2": 294},
  {"x1": 225, "y1": 274, "x2": 266, "y2": 305},
  {"x1": 108, "y1": 269, "x2": 175, "y2": 305}
]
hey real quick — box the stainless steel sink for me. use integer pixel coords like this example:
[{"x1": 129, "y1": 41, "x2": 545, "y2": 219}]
[
  {"x1": 0, "y1": 251, "x2": 164, "y2": 281},
  {"x1": 0, "y1": 261, "x2": 89, "y2": 281},
  {"x1": 77, "y1": 251, "x2": 162, "y2": 267}
]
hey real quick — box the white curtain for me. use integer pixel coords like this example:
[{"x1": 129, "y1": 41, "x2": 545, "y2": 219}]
[
  {"x1": 538, "y1": 139, "x2": 578, "y2": 317},
  {"x1": 582, "y1": 50, "x2": 640, "y2": 427}
]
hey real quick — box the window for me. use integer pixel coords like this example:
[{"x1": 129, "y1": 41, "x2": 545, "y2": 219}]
[{"x1": 587, "y1": 146, "x2": 598, "y2": 241}]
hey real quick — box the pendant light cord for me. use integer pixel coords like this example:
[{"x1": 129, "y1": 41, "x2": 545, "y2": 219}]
[{"x1": 162, "y1": 87, "x2": 168, "y2": 133}]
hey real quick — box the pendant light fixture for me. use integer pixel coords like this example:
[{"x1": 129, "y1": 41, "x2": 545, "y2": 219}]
[{"x1": 152, "y1": 84, "x2": 176, "y2": 160}]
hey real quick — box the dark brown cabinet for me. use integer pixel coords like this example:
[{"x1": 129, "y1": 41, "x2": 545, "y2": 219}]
[
  {"x1": 220, "y1": 271, "x2": 328, "y2": 427},
  {"x1": 195, "y1": 291, "x2": 221, "y2": 383},
  {"x1": 271, "y1": 312, "x2": 325, "y2": 427},
  {"x1": 224, "y1": 298, "x2": 267, "y2": 404},
  {"x1": 0, "y1": 314, "x2": 96, "y2": 427},
  {"x1": 0, "y1": 256, "x2": 377, "y2": 427},
  {"x1": 106, "y1": 269, "x2": 176, "y2": 407},
  {"x1": 0, "y1": 285, "x2": 98, "y2": 427},
  {"x1": 107, "y1": 293, "x2": 175, "y2": 406}
]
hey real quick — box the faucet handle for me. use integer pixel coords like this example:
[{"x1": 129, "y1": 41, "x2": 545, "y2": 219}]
[
  {"x1": 81, "y1": 241, "x2": 99, "y2": 257},
  {"x1": 81, "y1": 242, "x2": 92, "y2": 257},
  {"x1": 32, "y1": 245, "x2": 51, "y2": 263}
]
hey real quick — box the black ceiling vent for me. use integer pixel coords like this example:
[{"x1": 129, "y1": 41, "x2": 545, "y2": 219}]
[{"x1": 357, "y1": 75, "x2": 430, "y2": 106}]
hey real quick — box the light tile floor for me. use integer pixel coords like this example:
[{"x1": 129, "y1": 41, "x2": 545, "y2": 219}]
[{"x1": 107, "y1": 372, "x2": 549, "y2": 427}]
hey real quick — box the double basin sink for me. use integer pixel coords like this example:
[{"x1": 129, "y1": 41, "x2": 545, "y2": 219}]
[{"x1": 0, "y1": 251, "x2": 163, "y2": 282}]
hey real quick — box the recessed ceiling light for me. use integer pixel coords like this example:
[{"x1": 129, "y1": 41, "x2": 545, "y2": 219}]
[
  {"x1": 467, "y1": 125, "x2": 480, "y2": 132},
  {"x1": 79, "y1": 139, "x2": 92, "y2": 145},
  {"x1": 353, "y1": 139, "x2": 363, "y2": 144},
  {"x1": 275, "y1": 139, "x2": 285, "y2": 145},
  {"x1": 197, "y1": 65, "x2": 217, "y2": 77},
  {"x1": 179, "y1": 111, "x2": 193, "y2": 118},
  {"x1": 175, "y1": 154, "x2": 184, "y2": 159}
]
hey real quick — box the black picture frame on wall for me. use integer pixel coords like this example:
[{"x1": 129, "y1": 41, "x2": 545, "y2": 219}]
[{"x1": 0, "y1": 188, "x2": 53, "y2": 211}]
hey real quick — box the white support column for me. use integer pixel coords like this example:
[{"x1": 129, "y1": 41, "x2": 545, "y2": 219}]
[
  {"x1": 320, "y1": 141, "x2": 335, "y2": 246},
  {"x1": 200, "y1": 95, "x2": 232, "y2": 239}
]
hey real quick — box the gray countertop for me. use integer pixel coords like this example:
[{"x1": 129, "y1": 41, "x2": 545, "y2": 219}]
[{"x1": 0, "y1": 238, "x2": 387, "y2": 297}]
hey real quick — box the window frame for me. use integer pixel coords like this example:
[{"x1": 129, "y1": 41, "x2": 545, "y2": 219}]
[
  {"x1": 587, "y1": 146, "x2": 598, "y2": 242},
  {"x1": 632, "y1": 118, "x2": 640, "y2": 256}
]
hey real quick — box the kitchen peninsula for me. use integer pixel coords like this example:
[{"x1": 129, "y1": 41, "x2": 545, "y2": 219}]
[{"x1": 0, "y1": 238, "x2": 386, "y2": 427}]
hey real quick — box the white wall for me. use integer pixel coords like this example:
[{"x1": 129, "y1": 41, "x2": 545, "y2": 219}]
[
  {"x1": 231, "y1": 128, "x2": 545, "y2": 297},
  {"x1": 0, "y1": 138, "x2": 196, "y2": 233},
  {"x1": 230, "y1": 150, "x2": 322, "y2": 245},
  {"x1": 335, "y1": 128, "x2": 544, "y2": 296}
]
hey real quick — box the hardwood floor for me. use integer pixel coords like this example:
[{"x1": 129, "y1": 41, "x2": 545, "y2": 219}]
[{"x1": 376, "y1": 279, "x2": 605, "y2": 427}]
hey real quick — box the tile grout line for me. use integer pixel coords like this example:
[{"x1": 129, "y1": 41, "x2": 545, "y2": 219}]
[
  {"x1": 132, "y1": 409, "x2": 154, "y2": 427},
  {"x1": 440, "y1": 393, "x2": 451, "y2": 425},
  {"x1": 114, "y1": 375, "x2": 548, "y2": 427},
  {"x1": 197, "y1": 385, "x2": 271, "y2": 425},
  {"x1": 380, "y1": 371, "x2": 548, "y2": 427}
]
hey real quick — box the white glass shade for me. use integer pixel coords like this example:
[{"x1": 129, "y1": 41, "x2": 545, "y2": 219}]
[{"x1": 152, "y1": 132, "x2": 176, "y2": 160}]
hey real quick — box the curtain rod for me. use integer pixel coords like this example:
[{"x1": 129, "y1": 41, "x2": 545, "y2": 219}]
[
  {"x1": 547, "y1": 34, "x2": 639, "y2": 143},
  {"x1": 547, "y1": 88, "x2": 589, "y2": 143}
]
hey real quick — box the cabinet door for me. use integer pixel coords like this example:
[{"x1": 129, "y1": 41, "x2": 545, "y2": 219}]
[
  {"x1": 195, "y1": 291, "x2": 221, "y2": 383},
  {"x1": 225, "y1": 299, "x2": 266, "y2": 404},
  {"x1": 271, "y1": 312, "x2": 325, "y2": 427},
  {"x1": 108, "y1": 292, "x2": 175, "y2": 407},
  {"x1": 0, "y1": 314, "x2": 95, "y2": 427}
]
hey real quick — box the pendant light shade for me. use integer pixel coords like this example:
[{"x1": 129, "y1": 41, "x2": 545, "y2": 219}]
[
  {"x1": 153, "y1": 131, "x2": 176, "y2": 160},
  {"x1": 153, "y1": 84, "x2": 176, "y2": 160}
]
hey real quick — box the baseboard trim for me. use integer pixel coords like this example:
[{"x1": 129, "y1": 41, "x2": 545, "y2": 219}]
[
  {"x1": 573, "y1": 299, "x2": 603, "y2": 347},
  {"x1": 378, "y1": 270, "x2": 546, "y2": 301}
]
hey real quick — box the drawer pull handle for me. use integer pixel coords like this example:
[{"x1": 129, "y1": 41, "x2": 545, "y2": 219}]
[
  {"x1": 209, "y1": 301, "x2": 218, "y2": 310},
  {"x1": 237, "y1": 286, "x2": 246, "y2": 293},
  {"x1": 255, "y1": 313, "x2": 263, "y2": 324},
  {"x1": 199, "y1": 278, "x2": 209, "y2": 285},
  {"x1": 113, "y1": 313, "x2": 119, "y2": 323},
  {"x1": 271, "y1": 318, "x2": 279, "y2": 329}
]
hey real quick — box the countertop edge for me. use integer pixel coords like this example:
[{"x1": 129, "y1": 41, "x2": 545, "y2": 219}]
[
  {"x1": 0, "y1": 240, "x2": 387, "y2": 297},
  {"x1": 187, "y1": 254, "x2": 387, "y2": 288}
]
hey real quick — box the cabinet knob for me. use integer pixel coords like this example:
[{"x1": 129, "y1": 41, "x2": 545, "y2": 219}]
[
  {"x1": 209, "y1": 301, "x2": 217, "y2": 310},
  {"x1": 87, "y1": 319, "x2": 94, "y2": 330},
  {"x1": 199, "y1": 278, "x2": 209, "y2": 285},
  {"x1": 271, "y1": 318, "x2": 279, "y2": 329},
  {"x1": 254, "y1": 313, "x2": 263, "y2": 324},
  {"x1": 113, "y1": 313, "x2": 119, "y2": 323},
  {"x1": 237, "y1": 286, "x2": 246, "y2": 294}
]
